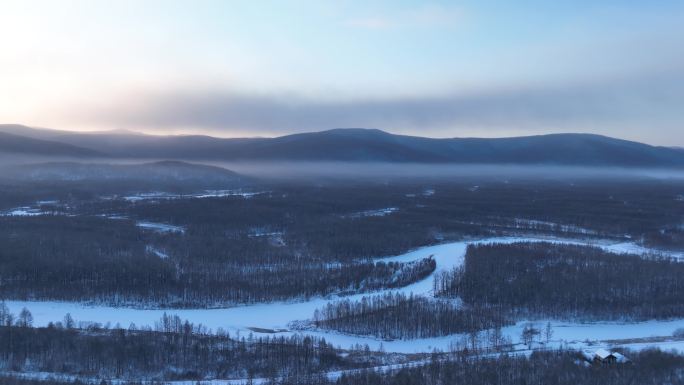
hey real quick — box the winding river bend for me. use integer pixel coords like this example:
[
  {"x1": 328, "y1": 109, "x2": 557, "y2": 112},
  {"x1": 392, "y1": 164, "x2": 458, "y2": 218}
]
[{"x1": 6, "y1": 235, "x2": 684, "y2": 353}]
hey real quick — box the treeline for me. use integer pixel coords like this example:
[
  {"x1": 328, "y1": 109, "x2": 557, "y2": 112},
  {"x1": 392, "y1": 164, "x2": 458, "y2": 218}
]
[
  {"x1": 316, "y1": 350, "x2": 684, "y2": 385},
  {"x1": 313, "y1": 293, "x2": 510, "y2": 340},
  {"x1": 3, "y1": 178, "x2": 684, "y2": 307},
  {"x1": 0, "y1": 377, "x2": 157, "y2": 385},
  {"x1": 642, "y1": 227, "x2": 684, "y2": 250},
  {"x1": 0, "y1": 216, "x2": 434, "y2": 307},
  {"x1": 121, "y1": 188, "x2": 442, "y2": 262},
  {"x1": 5, "y1": 177, "x2": 684, "y2": 252},
  {"x1": 123, "y1": 178, "x2": 684, "y2": 244},
  {"x1": 6, "y1": 349, "x2": 684, "y2": 385},
  {"x1": 100, "y1": 178, "x2": 684, "y2": 268},
  {"x1": 435, "y1": 242, "x2": 684, "y2": 319},
  {"x1": 0, "y1": 378, "x2": 107, "y2": 385},
  {"x1": 160, "y1": 257, "x2": 435, "y2": 306},
  {"x1": 0, "y1": 164, "x2": 250, "y2": 212},
  {"x1": 0, "y1": 315, "x2": 358, "y2": 382}
]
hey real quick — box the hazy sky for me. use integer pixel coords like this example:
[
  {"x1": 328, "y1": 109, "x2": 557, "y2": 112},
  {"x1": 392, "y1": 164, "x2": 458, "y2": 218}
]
[{"x1": 1, "y1": 0, "x2": 683, "y2": 144}]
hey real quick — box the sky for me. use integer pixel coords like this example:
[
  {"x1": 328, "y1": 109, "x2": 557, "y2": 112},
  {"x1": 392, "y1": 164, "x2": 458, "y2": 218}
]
[{"x1": 0, "y1": 0, "x2": 682, "y2": 144}]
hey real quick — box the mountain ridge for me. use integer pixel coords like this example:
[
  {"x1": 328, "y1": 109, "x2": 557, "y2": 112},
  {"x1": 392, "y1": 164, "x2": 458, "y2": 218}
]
[
  {"x1": 0, "y1": 130, "x2": 102, "y2": 157},
  {"x1": 2, "y1": 124, "x2": 683, "y2": 167}
]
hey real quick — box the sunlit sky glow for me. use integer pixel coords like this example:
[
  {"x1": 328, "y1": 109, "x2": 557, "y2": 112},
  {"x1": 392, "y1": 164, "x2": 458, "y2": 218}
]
[{"x1": 0, "y1": 0, "x2": 683, "y2": 144}]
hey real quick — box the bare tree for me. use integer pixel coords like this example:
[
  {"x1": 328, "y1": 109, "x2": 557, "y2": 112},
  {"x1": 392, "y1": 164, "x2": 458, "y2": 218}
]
[
  {"x1": 521, "y1": 324, "x2": 540, "y2": 349},
  {"x1": 0, "y1": 302, "x2": 11, "y2": 326},
  {"x1": 63, "y1": 313, "x2": 75, "y2": 329},
  {"x1": 544, "y1": 322, "x2": 554, "y2": 344},
  {"x1": 17, "y1": 308, "x2": 33, "y2": 328}
]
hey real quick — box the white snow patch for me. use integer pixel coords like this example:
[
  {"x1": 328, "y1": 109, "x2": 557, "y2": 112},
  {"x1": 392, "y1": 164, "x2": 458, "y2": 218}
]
[
  {"x1": 146, "y1": 245, "x2": 170, "y2": 259},
  {"x1": 347, "y1": 207, "x2": 399, "y2": 218},
  {"x1": 36, "y1": 200, "x2": 59, "y2": 205},
  {"x1": 136, "y1": 221, "x2": 185, "y2": 234},
  {"x1": 0, "y1": 207, "x2": 61, "y2": 217},
  {"x1": 123, "y1": 190, "x2": 266, "y2": 202},
  {"x1": 2, "y1": 207, "x2": 43, "y2": 216},
  {"x1": 512, "y1": 219, "x2": 597, "y2": 235},
  {"x1": 601, "y1": 242, "x2": 684, "y2": 260}
]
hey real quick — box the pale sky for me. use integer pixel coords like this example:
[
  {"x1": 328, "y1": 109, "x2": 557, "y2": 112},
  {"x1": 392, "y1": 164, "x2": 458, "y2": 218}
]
[{"x1": 0, "y1": 0, "x2": 683, "y2": 144}]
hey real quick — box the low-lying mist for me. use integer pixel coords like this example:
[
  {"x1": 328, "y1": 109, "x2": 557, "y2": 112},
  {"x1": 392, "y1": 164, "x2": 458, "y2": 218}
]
[
  {"x1": 2, "y1": 154, "x2": 684, "y2": 183},
  {"x1": 207, "y1": 161, "x2": 684, "y2": 182}
]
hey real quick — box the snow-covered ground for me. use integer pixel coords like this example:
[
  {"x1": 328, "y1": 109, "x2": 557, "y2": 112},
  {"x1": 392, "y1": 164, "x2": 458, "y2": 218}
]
[
  {"x1": 1, "y1": 359, "x2": 431, "y2": 385},
  {"x1": 146, "y1": 245, "x2": 170, "y2": 259},
  {"x1": 618, "y1": 339, "x2": 684, "y2": 352},
  {"x1": 1, "y1": 207, "x2": 43, "y2": 216},
  {"x1": 601, "y1": 242, "x2": 684, "y2": 260},
  {"x1": 5, "y1": 236, "x2": 684, "y2": 354},
  {"x1": 123, "y1": 190, "x2": 266, "y2": 202},
  {"x1": 136, "y1": 221, "x2": 185, "y2": 233},
  {"x1": 0, "y1": 207, "x2": 63, "y2": 216},
  {"x1": 0, "y1": 189, "x2": 265, "y2": 219},
  {"x1": 512, "y1": 218, "x2": 598, "y2": 235},
  {"x1": 346, "y1": 207, "x2": 399, "y2": 218}
]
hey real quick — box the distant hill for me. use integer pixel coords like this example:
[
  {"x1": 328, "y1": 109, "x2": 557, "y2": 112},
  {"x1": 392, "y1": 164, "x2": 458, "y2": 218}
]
[
  {"x1": 0, "y1": 124, "x2": 75, "y2": 139},
  {"x1": 3, "y1": 160, "x2": 245, "y2": 184},
  {"x1": 0, "y1": 131, "x2": 101, "y2": 157},
  {"x1": 0, "y1": 124, "x2": 260, "y2": 159},
  {"x1": 3, "y1": 124, "x2": 684, "y2": 167}
]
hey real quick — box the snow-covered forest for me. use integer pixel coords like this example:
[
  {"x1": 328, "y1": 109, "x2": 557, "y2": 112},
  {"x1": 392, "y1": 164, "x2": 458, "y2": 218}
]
[
  {"x1": 435, "y1": 242, "x2": 684, "y2": 319},
  {"x1": 2, "y1": 169, "x2": 684, "y2": 384}
]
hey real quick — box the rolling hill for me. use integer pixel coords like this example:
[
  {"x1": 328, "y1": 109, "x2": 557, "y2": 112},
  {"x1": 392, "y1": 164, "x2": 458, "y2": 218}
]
[
  {"x1": 2, "y1": 124, "x2": 684, "y2": 167},
  {"x1": 0, "y1": 131, "x2": 101, "y2": 157}
]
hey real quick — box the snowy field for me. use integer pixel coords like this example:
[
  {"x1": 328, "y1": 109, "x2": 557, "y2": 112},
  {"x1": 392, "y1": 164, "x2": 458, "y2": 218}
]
[{"x1": 5, "y1": 235, "x2": 684, "y2": 354}]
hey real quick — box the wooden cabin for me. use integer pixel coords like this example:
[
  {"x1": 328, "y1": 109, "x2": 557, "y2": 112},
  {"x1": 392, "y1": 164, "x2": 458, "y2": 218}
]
[{"x1": 582, "y1": 349, "x2": 630, "y2": 365}]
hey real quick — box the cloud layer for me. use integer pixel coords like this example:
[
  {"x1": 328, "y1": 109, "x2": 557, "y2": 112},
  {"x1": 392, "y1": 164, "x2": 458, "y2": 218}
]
[
  {"x1": 83, "y1": 70, "x2": 684, "y2": 143},
  {"x1": 2, "y1": 1, "x2": 684, "y2": 145}
]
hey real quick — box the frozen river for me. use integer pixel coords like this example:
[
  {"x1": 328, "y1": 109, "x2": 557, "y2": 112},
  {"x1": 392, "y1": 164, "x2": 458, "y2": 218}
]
[{"x1": 5, "y1": 235, "x2": 684, "y2": 353}]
